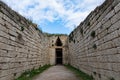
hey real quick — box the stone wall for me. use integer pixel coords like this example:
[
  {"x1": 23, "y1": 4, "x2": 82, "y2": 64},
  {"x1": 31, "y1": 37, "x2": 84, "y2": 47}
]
[
  {"x1": 0, "y1": 1, "x2": 49, "y2": 80},
  {"x1": 68, "y1": 0, "x2": 120, "y2": 80}
]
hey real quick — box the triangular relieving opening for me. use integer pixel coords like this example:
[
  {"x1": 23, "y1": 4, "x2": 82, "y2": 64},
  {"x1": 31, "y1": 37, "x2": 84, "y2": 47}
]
[{"x1": 55, "y1": 37, "x2": 62, "y2": 46}]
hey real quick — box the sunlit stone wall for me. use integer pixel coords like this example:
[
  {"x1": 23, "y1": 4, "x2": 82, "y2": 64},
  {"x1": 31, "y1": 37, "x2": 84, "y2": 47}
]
[
  {"x1": 68, "y1": 0, "x2": 120, "y2": 80},
  {"x1": 0, "y1": 1, "x2": 49, "y2": 80}
]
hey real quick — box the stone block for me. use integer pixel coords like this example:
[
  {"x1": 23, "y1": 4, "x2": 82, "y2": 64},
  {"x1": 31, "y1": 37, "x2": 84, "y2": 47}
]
[
  {"x1": 0, "y1": 74, "x2": 14, "y2": 80},
  {"x1": 0, "y1": 31, "x2": 9, "y2": 39},
  {"x1": 115, "y1": 2, "x2": 120, "y2": 13},
  {"x1": 0, "y1": 17, "x2": 5, "y2": 25}
]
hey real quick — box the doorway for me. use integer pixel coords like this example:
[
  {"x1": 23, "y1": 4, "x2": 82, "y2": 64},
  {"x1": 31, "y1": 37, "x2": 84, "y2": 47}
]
[{"x1": 56, "y1": 48, "x2": 63, "y2": 64}]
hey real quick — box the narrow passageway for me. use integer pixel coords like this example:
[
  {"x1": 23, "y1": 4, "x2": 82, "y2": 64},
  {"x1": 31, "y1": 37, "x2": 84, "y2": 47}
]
[{"x1": 33, "y1": 65, "x2": 81, "y2": 80}]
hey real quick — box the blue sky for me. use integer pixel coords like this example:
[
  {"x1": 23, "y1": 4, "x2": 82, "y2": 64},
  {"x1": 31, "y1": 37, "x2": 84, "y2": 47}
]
[{"x1": 2, "y1": 0, "x2": 105, "y2": 34}]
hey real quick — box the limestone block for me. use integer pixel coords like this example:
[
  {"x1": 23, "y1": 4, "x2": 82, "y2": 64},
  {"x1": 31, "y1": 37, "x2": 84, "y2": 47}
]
[
  {"x1": 114, "y1": 63, "x2": 120, "y2": 72},
  {"x1": 101, "y1": 11, "x2": 111, "y2": 24},
  {"x1": 0, "y1": 12, "x2": 4, "y2": 18},
  {"x1": 105, "y1": 10, "x2": 115, "y2": 21},
  {"x1": 0, "y1": 18, "x2": 5, "y2": 26},
  {"x1": 0, "y1": 42, "x2": 8, "y2": 50},
  {"x1": 0, "y1": 74, "x2": 14, "y2": 80},
  {"x1": 0, "y1": 24, "x2": 8, "y2": 32},
  {"x1": 8, "y1": 30, "x2": 17, "y2": 37},
  {"x1": 112, "y1": 38, "x2": 120, "y2": 47},
  {"x1": 104, "y1": 31, "x2": 118, "y2": 42},
  {"x1": 107, "y1": 54, "x2": 120, "y2": 62},
  {"x1": 0, "y1": 69, "x2": 10, "y2": 77},
  {"x1": 9, "y1": 36, "x2": 16, "y2": 41},
  {"x1": 118, "y1": 28, "x2": 120, "y2": 36},
  {"x1": 108, "y1": 20, "x2": 120, "y2": 33},
  {"x1": 111, "y1": 11, "x2": 120, "y2": 24},
  {"x1": 6, "y1": 21, "x2": 16, "y2": 31},
  {"x1": 103, "y1": 20, "x2": 111, "y2": 29},
  {"x1": 111, "y1": 30, "x2": 119, "y2": 39},
  {"x1": 115, "y1": 2, "x2": 120, "y2": 13},
  {"x1": 0, "y1": 63, "x2": 9, "y2": 69},
  {"x1": 103, "y1": 41, "x2": 113, "y2": 49},
  {"x1": 0, "y1": 49, "x2": 7, "y2": 57},
  {"x1": 106, "y1": 48, "x2": 118, "y2": 55},
  {"x1": 0, "y1": 36, "x2": 8, "y2": 44},
  {"x1": 0, "y1": 31, "x2": 9, "y2": 39},
  {"x1": 117, "y1": 47, "x2": 120, "y2": 53}
]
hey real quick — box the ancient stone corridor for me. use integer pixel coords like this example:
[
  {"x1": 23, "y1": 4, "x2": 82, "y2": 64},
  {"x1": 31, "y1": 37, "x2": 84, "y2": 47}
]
[
  {"x1": 33, "y1": 65, "x2": 80, "y2": 80},
  {"x1": 0, "y1": 0, "x2": 120, "y2": 80}
]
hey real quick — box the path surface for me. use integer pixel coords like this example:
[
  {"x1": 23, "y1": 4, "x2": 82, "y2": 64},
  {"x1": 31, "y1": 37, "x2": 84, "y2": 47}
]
[{"x1": 33, "y1": 65, "x2": 81, "y2": 80}]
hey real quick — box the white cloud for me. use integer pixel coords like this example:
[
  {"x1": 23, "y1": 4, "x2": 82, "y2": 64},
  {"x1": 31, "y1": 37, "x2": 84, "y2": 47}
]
[{"x1": 2, "y1": 0, "x2": 105, "y2": 30}]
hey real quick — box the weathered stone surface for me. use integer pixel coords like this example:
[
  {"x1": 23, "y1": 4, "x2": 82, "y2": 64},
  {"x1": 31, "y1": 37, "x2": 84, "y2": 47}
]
[
  {"x1": 0, "y1": 0, "x2": 120, "y2": 80},
  {"x1": 0, "y1": 1, "x2": 49, "y2": 80},
  {"x1": 115, "y1": 2, "x2": 120, "y2": 13},
  {"x1": 68, "y1": 0, "x2": 120, "y2": 80}
]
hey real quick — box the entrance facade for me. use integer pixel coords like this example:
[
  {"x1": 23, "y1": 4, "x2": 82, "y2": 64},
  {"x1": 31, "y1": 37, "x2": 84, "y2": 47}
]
[
  {"x1": 49, "y1": 36, "x2": 68, "y2": 65},
  {"x1": 56, "y1": 48, "x2": 63, "y2": 64}
]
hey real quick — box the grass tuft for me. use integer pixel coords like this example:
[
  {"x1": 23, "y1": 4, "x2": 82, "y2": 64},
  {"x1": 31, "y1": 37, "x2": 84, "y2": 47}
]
[
  {"x1": 93, "y1": 44, "x2": 97, "y2": 49},
  {"x1": 20, "y1": 25, "x2": 24, "y2": 31},
  {"x1": 64, "y1": 64, "x2": 94, "y2": 80},
  {"x1": 16, "y1": 64, "x2": 51, "y2": 80},
  {"x1": 109, "y1": 77, "x2": 115, "y2": 80}
]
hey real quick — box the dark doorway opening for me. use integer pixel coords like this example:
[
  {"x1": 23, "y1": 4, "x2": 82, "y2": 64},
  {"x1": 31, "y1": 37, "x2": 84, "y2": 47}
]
[{"x1": 56, "y1": 48, "x2": 63, "y2": 65}]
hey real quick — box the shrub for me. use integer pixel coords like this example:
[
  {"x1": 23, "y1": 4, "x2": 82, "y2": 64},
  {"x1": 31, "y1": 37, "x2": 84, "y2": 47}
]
[
  {"x1": 87, "y1": 22, "x2": 90, "y2": 26},
  {"x1": 109, "y1": 77, "x2": 115, "y2": 80},
  {"x1": 93, "y1": 72, "x2": 96, "y2": 75},
  {"x1": 93, "y1": 44, "x2": 97, "y2": 49},
  {"x1": 91, "y1": 31, "x2": 96, "y2": 38},
  {"x1": 80, "y1": 27, "x2": 83, "y2": 35},
  {"x1": 20, "y1": 25, "x2": 24, "y2": 31}
]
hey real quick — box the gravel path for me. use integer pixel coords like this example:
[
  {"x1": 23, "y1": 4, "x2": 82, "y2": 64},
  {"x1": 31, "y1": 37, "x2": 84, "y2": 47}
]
[{"x1": 33, "y1": 65, "x2": 81, "y2": 80}]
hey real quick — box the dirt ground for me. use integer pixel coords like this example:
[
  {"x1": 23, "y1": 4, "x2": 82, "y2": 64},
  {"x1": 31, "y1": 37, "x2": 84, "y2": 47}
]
[{"x1": 33, "y1": 65, "x2": 81, "y2": 80}]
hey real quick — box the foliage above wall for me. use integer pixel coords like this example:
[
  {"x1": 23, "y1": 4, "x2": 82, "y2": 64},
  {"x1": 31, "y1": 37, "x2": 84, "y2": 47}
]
[
  {"x1": 44, "y1": 33, "x2": 68, "y2": 37},
  {"x1": 31, "y1": 23, "x2": 43, "y2": 33},
  {"x1": 80, "y1": 27, "x2": 83, "y2": 36},
  {"x1": 69, "y1": 32, "x2": 74, "y2": 43}
]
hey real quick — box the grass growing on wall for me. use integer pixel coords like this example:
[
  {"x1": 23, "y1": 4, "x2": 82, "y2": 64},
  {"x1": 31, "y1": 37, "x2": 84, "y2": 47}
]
[
  {"x1": 16, "y1": 65, "x2": 51, "y2": 80},
  {"x1": 64, "y1": 64, "x2": 94, "y2": 80}
]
